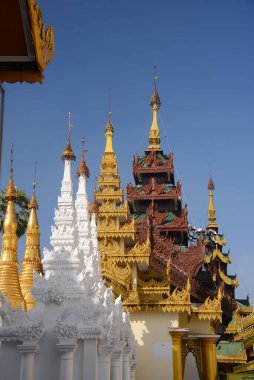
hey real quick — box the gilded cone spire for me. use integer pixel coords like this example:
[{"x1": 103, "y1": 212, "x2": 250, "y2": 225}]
[
  {"x1": 147, "y1": 66, "x2": 161, "y2": 151},
  {"x1": 77, "y1": 138, "x2": 90, "y2": 178},
  {"x1": 104, "y1": 111, "x2": 114, "y2": 154},
  {"x1": 207, "y1": 176, "x2": 218, "y2": 229},
  {"x1": 61, "y1": 112, "x2": 76, "y2": 161},
  {"x1": 0, "y1": 145, "x2": 25, "y2": 309},
  {"x1": 19, "y1": 169, "x2": 44, "y2": 311}
]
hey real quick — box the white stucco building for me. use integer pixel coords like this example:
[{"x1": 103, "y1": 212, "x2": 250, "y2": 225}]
[{"x1": 0, "y1": 138, "x2": 136, "y2": 380}]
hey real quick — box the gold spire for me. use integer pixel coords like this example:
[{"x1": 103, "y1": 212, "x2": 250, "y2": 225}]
[
  {"x1": 19, "y1": 163, "x2": 44, "y2": 311},
  {"x1": 104, "y1": 90, "x2": 115, "y2": 154},
  {"x1": 207, "y1": 176, "x2": 218, "y2": 229},
  {"x1": 0, "y1": 145, "x2": 25, "y2": 310},
  {"x1": 61, "y1": 112, "x2": 76, "y2": 161},
  {"x1": 77, "y1": 138, "x2": 90, "y2": 177},
  {"x1": 147, "y1": 65, "x2": 161, "y2": 151}
]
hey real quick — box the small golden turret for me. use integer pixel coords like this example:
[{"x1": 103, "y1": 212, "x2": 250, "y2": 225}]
[
  {"x1": 0, "y1": 145, "x2": 25, "y2": 309},
  {"x1": 61, "y1": 112, "x2": 76, "y2": 161},
  {"x1": 77, "y1": 138, "x2": 90, "y2": 178},
  {"x1": 207, "y1": 176, "x2": 218, "y2": 230},
  {"x1": 19, "y1": 169, "x2": 44, "y2": 311},
  {"x1": 147, "y1": 66, "x2": 161, "y2": 151},
  {"x1": 104, "y1": 111, "x2": 115, "y2": 155}
]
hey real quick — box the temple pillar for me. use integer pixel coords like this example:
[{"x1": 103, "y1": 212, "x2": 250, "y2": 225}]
[
  {"x1": 201, "y1": 335, "x2": 219, "y2": 380},
  {"x1": 130, "y1": 362, "x2": 136, "y2": 380},
  {"x1": 17, "y1": 342, "x2": 39, "y2": 380},
  {"x1": 122, "y1": 346, "x2": 132, "y2": 380},
  {"x1": 110, "y1": 349, "x2": 122, "y2": 380},
  {"x1": 56, "y1": 341, "x2": 77, "y2": 380},
  {"x1": 98, "y1": 344, "x2": 114, "y2": 380},
  {"x1": 83, "y1": 339, "x2": 98, "y2": 380},
  {"x1": 169, "y1": 328, "x2": 188, "y2": 380}
]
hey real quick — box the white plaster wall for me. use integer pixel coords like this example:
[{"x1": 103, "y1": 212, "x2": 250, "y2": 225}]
[
  {"x1": 34, "y1": 332, "x2": 60, "y2": 380},
  {"x1": 130, "y1": 312, "x2": 179, "y2": 380},
  {"x1": 183, "y1": 352, "x2": 200, "y2": 380},
  {"x1": 179, "y1": 314, "x2": 211, "y2": 334},
  {"x1": 73, "y1": 340, "x2": 84, "y2": 380},
  {"x1": 0, "y1": 341, "x2": 21, "y2": 380}
]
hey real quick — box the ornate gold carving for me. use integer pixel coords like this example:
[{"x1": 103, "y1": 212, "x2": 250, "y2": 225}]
[
  {"x1": 204, "y1": 246, "x2": 231, "y2": 264},
  {"x1": 182, "y1": 339, "x2": 203, "y2": 380},
  {"x1": 0, "y1": 179, "x2": 24, "y2": 310},
  {"x1": 218, "y1": 268, "x2": 239, "y2": 287},
  {"x1": 191, "y1": 287, "x2": 223, "y2": 322},
  {"x1": 28, "y1": 0, "x2": 54, "y2": 72}
]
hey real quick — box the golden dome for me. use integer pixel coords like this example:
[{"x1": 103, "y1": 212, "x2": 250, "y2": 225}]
[
  {"x1": 77, "y1": 155, "x2": 90, "y2": 178},
  {"x1": 61, "y1": 141, "x2": 76, "y2": 161},
  {"x1": 4, "y1": 178, "x2": 17, "y2": 201}
]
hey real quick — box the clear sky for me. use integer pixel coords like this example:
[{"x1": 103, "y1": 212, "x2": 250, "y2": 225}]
[{"x1": 1, "y1": 0, "x2": 254, "y2": 299}]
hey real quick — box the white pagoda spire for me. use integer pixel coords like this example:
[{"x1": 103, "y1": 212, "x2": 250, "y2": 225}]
[
  {"x1": 42, "y1": 114, "x2": 82, "y2": 297},
  {"x1": 75, "y1": 138, "x2": 91, "y2": 274},
  {"x1": 75, "y1": 140, "x2": 102, "y2": 290}
]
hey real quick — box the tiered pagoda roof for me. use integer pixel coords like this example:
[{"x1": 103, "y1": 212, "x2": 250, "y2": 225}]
[{"x1": 96, "y1": 81, "x2": 239, "y2": 329}]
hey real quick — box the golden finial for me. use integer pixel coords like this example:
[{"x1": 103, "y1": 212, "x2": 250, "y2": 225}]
[
  {"x1": 29, "y1": 161, "x2": 38, "y2": 209},
  {"x1": 61, "y1": 112, "x2": 76, "y2": 161},
  {"x1": 147, "y1": 66, "x2": 161, "y2": 151},
  {"x1": 77, "y1": 137, "x2": 90, "y2": 178},
  {"x1": 105, "y1": 87, "x2": 114, "y2": 133},
  {"x1": 0, "y1": 144, "x2": 24, "y2": 310},
  {"x1": 104, "y1": 89, "x2": 115, "y2": 153},
  {"x1": 149, "y1": 65, "x2": 161, "y2": 108},
  {"x1": 207, "y1": 176, "x2": 218, "y2": 229},
  {"x1": 5, "y1": 144, "x2": 17, "y2": 201}
]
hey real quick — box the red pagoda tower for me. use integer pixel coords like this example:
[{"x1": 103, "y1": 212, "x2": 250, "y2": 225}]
[{"x1": 126, "y1": 81, "x2": 237, "y2": 326}]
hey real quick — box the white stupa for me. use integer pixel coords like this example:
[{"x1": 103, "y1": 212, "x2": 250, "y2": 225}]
[{"x1": 0, "y1": 128, "x2": 136, "y2": 380}]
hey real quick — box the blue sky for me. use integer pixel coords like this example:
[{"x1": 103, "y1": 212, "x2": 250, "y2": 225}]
[{"x1": 2, "y1": 0, "x2": 254, "y2": 299}]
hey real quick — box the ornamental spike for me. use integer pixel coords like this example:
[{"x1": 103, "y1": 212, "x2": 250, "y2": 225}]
[
  {"x1": 147, "y1": 66, "x2": 161, "y2": 151},
  {"x1": 207, "y1": 176, "x2": 218, "y2": 230}
]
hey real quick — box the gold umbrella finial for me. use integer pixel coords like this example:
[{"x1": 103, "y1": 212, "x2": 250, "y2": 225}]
[
  {"x1": 61, "y1": 112, "x2": 76, "y2": 161},
  {"x1": 77, "y1": 137, "x2": 90, "y2": 178},
  {"x1": 5, "y1": 144, "x2": 17, "y2": 201},
  {"x1": 105, "y1": 87, "x2": 114, "y2": 133},
  {"x1": 207, "y1": 176, "x2": 218, "y2": 230},
  {"x1": 147, "y1": 66, "x2": 161, "y2": 150}
]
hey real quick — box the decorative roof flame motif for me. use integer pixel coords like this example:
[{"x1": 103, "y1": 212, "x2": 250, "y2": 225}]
[
  {"x1": 61, "y1": 112, "x2": 76, "y2": 161},
  {"x1": 0, "y1": 144, "x2": 25, "y2": 310},
  {"x1": 77, "y1": 138, "x2": 90, "y2": 178},
  {"x1": 207, "y1": 176, "x2": 218, "y2": 229},
  {"x1": 147, "y1": 65, "x2": 161, "y2": 151}
]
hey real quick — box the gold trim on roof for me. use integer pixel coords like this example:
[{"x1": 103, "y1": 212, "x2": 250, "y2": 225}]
[{"x1": 28, "y1": 0, "x2": 54, "y2": 74}]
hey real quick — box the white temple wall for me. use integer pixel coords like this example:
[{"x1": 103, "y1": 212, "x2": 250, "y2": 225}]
[
  {"x1": 73, "y1": 340, "x2": 83, "y2": 380},
  {"x1": 130, "y1": 312, "x2": 178, "y2": 380},
  {"x1": 83, "y1": 339, "x2": 98, "y2": 380},
  {"x1": 34, "y1": 333, "x2": 60, "y2": 380},
  {"x1": 0, "y1": 341, "x2": 21, "y2": 380},
  {"x1": 183, "y1": 352, "x2": 200, "y2": 380},
  {"x1": 179, "y1": 314, "x2": 210, "y2": 334}
]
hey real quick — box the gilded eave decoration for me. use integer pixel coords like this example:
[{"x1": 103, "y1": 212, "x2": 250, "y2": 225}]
[
  {"x1": 28, "y1": 0, "x2": 54, "y2": 73},
  {"x1": 217, "y1": 350, "x2": 247, "y2": 364},
  {"x1": 191, "y1": 287, "x2": 223, "y2": 322}
]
